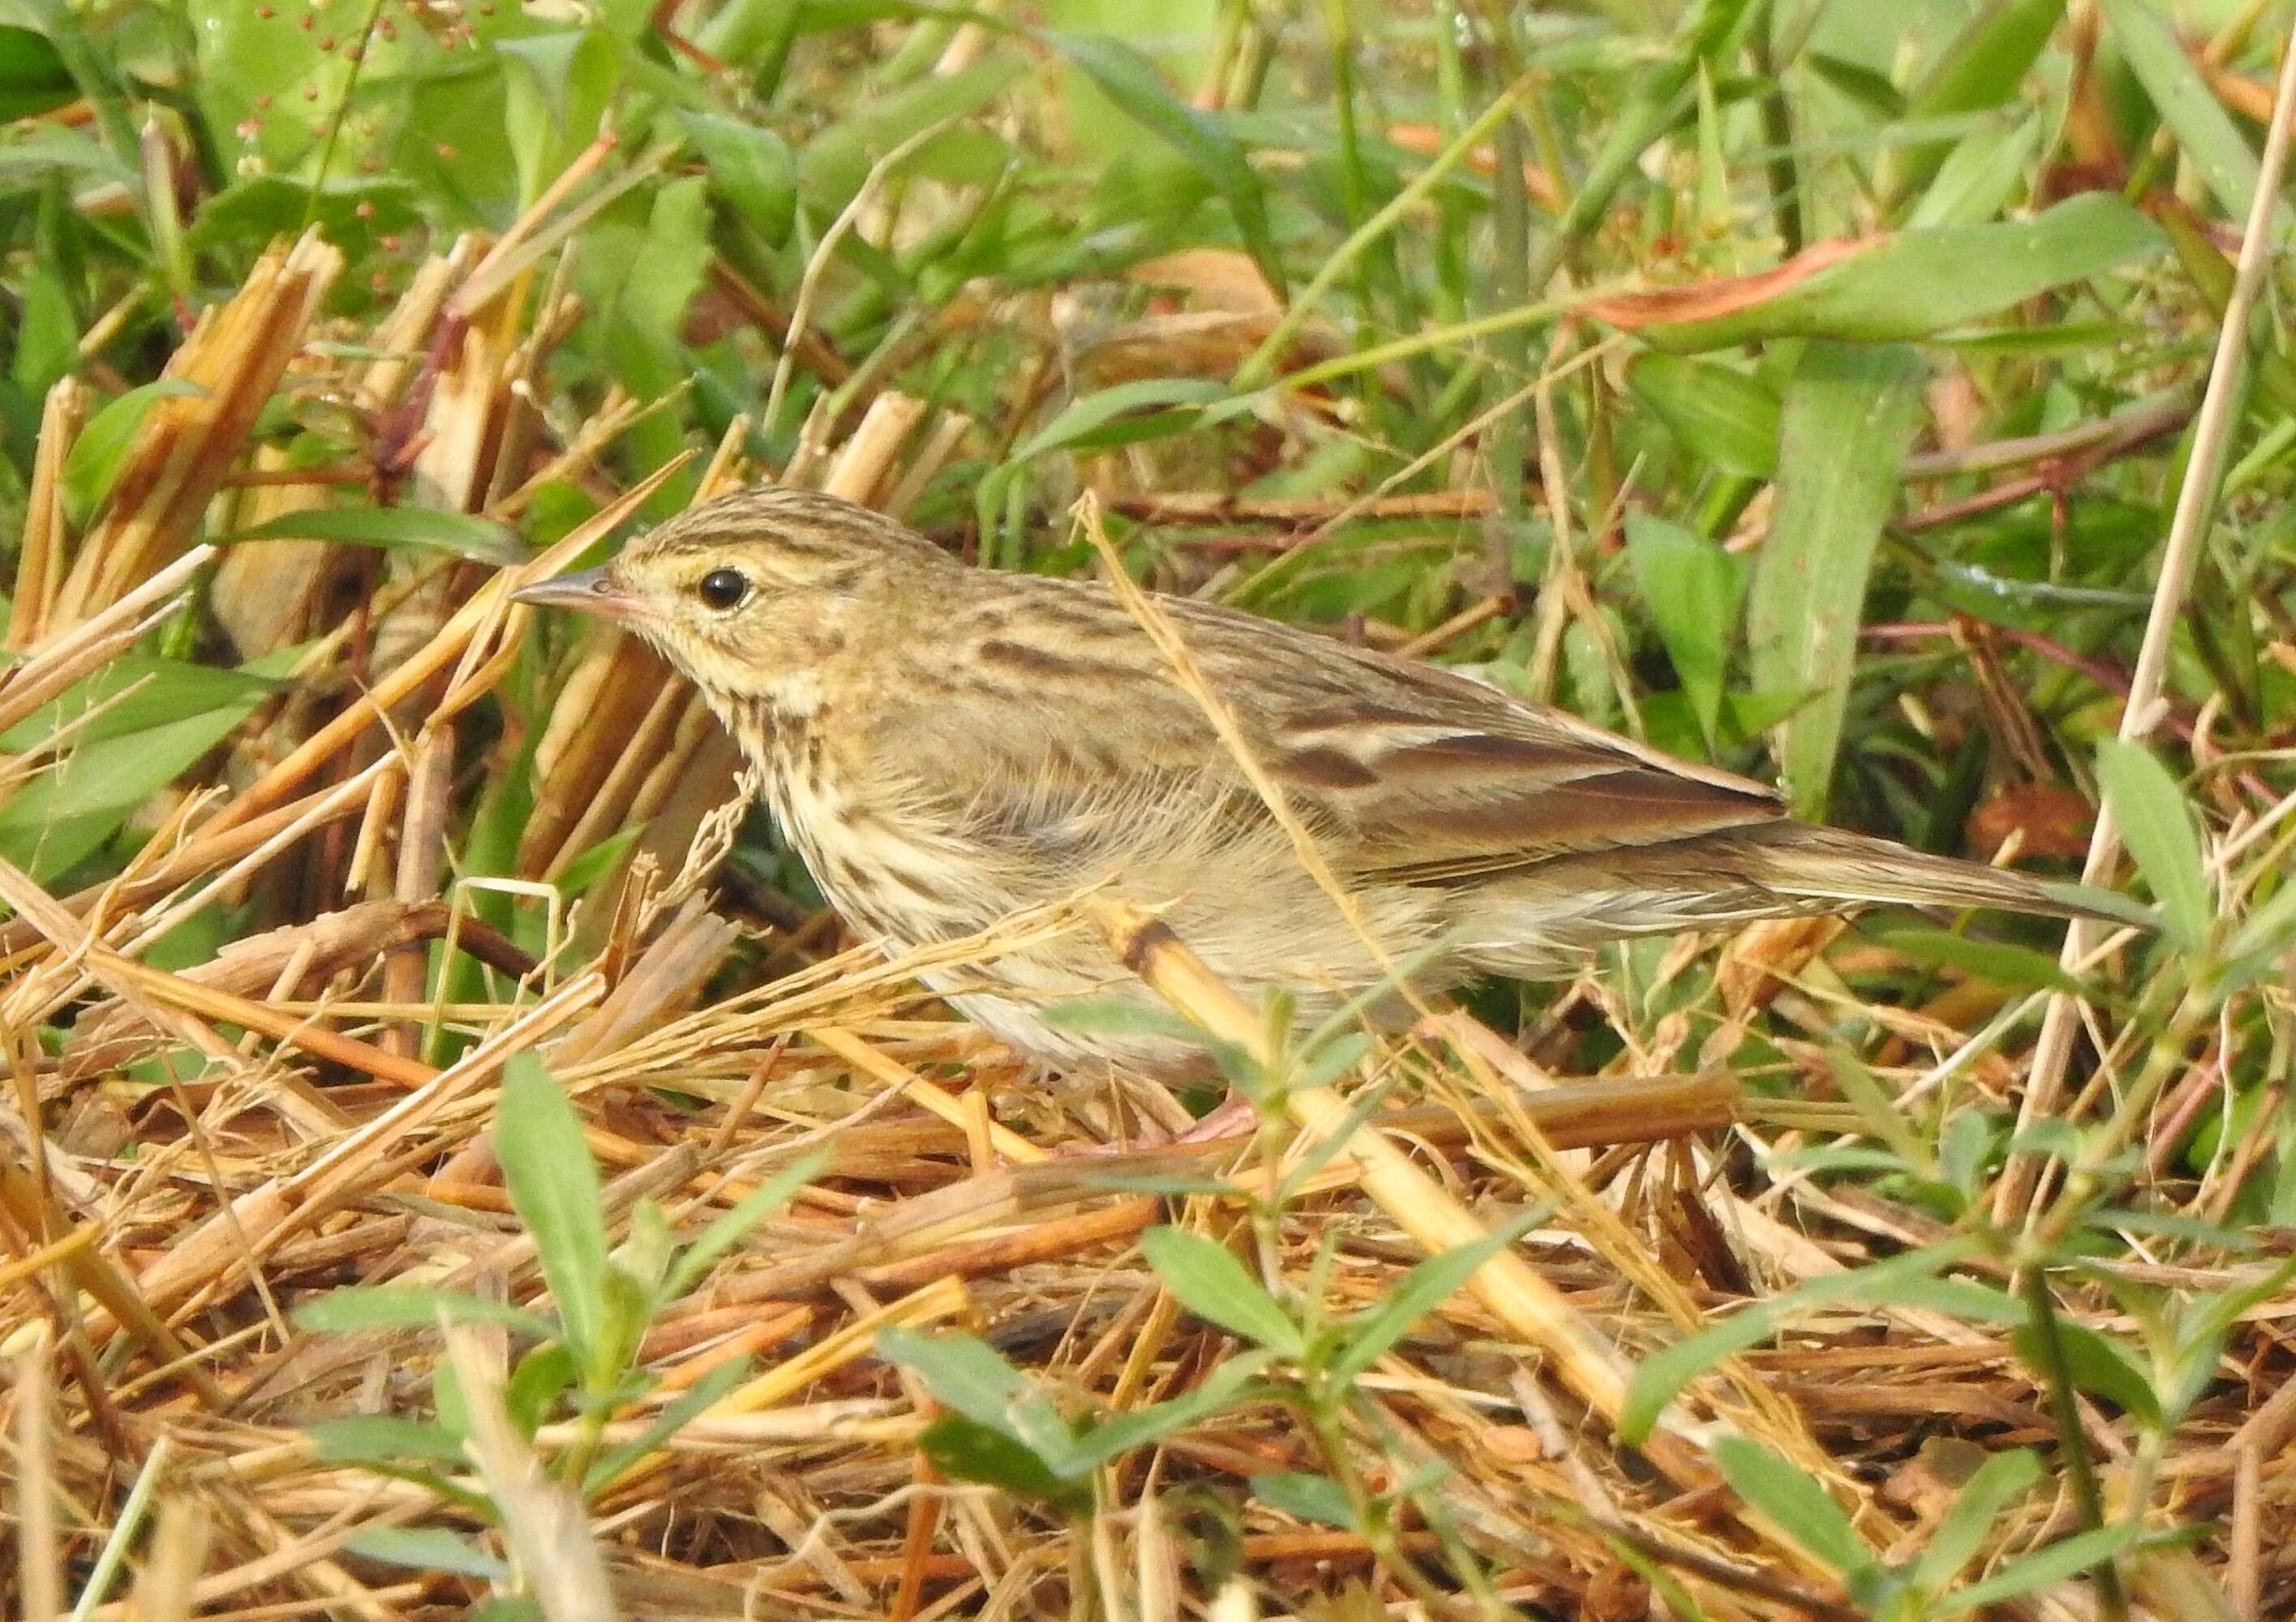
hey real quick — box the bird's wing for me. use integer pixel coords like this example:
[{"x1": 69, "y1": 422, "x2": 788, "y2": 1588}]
[
  {"x1": 1162, "y1": 599, "x2": 1787, "y2": 883},
  {"x1": 860, "y1": 577, "x2": 1783, "y2": 887}
]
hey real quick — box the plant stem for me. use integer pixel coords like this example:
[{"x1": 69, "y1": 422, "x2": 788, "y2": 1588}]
[{"x1": 2016, "y1": 1264, "x2": 2131, "y2": 1622}]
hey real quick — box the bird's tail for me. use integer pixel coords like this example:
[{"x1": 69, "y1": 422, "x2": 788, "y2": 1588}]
[{"x1": 1742, "y1": 825, "x2": 2154, "y2": 931}]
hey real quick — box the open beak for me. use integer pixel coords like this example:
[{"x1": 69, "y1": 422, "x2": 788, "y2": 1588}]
[{"x1": 510, "y1": 567, "x2": 645, "y2": 624}]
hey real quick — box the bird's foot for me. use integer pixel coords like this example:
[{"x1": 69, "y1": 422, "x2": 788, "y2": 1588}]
[{"x1": 1054, "y1": 1088, "x2": 1260, "y2": 1158}]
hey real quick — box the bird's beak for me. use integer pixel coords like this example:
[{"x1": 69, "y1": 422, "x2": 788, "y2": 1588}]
[{"x1": 510, "y1": 567, "x2": 645, "y2": 624}]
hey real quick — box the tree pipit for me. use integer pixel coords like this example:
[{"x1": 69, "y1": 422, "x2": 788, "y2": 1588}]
[{"x1": 513, "y1": 488, "x2": 2131, "y2": 1118}]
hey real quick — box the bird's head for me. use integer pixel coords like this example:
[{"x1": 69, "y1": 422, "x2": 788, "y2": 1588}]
[{"x1": 511, "y1": 487, "x2": 950, "y2": 710}]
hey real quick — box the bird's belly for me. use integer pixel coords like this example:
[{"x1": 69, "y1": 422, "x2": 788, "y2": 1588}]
[
  {"x1": 759, "y1": 744, "x2": 1451, "y2": 1073},
  {"x1": 763, "y1": 756, "x2": 995, "y2": 947}
]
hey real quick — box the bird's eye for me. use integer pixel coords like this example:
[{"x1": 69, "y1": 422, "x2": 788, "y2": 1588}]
[{"x1": 696, "y1": 568, "x2": 749, "y2": 611}]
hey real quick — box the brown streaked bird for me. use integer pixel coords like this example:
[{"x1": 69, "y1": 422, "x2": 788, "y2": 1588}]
[{"x1": 513, "y1": 487, "x2": 2128, "y2": 1083}]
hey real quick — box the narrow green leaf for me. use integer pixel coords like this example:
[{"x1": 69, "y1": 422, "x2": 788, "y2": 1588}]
[
  {"x1": 878, "y1": 1326, "x2": 1030, "y2": 1427},
  {"x1": 2012, "y1": 1317, "x2": 2162, "y2": 1427},
  {"x1": 305, "y1": 1414, "x2": 471, "y2": 1466},
  {"x1": 0, "y1": 654, "x2": 281, "y2": 753},
  {"x1": 1890, "y1": 0, "x2": 2066, "y2": 202},
  {"x1": 681, "y1": 110, "x2": 797, "y2": 243},
  {"x1": 1621, "y1": 1240, "x2": 1977, "y2": 1444},
  {"x1": 0, "y1": 665, "x2": 280, "y2": 881},
  {"x1": 795, "y1": 55, "x2": 1023, "y2": 211},
  {"x1": 345, "y1": 1527, "x2": 509, "y2": 1581},
  {"x1": 1710, "y1": 1436, "x2": 1876, "y2": 1578},
  {"x1": 1044, "y1": 32, "x2": 1278, "y2": 290},
  {"x1": 2095, "y1": 740, "x2": 2210, "y2": 949},
  {"x1": 1909, "y1": 1449, "x2": 2041, "y2": 1593},
  {"x1": 585, "y1": 1358, "x2": 752, "y2": 1495},
  {"x1": 60, "y1": 380, "x2": 204, "y2": 523},
  {"x1": 1331, "y1": 1214, "x2": 1536, "y2": 1385},
  {"x1": 1624, "y1": 512, "x2": 1746, "y2": 747},
  {"x1": 1805, "y1": 53, "x2": 1906, "y2": 120},
  {"x1": 876, "y1": 1327, "x2": 1078, "y2": 1465},
  {"x1": 1625, "y1": 354, "x2": 1780, "y2": 479},
  {"x1": 1907, "y1": 110, "x2": 2044, "y2": 230},
  {"x1": 660, "y1": 1150, "x2": 826, "y2": 1304},
  {"x1": 2099, "y1": 0, "x2": 2260, "y2": 217},
  {"x1": 1140, "y1": 1226, "x2": 1305, "y2": 1356},
  {"x1": 1010, "y1": 379, "x2": 1230, "y2": 464},
  {"x1": 1250, "y1": 1471, "x2": 1359, "y2": 1531},
  {"x1": 1065, "y1": 1350, "x2": 1275, "y2": 1472},
  {"x1": 1929, "y1": 1521, "x2": 2142, "y2": 1616},
  {"x1": 1746, "y1": 341, "x2": 1926, "y2": 816},
  {"x1": 292, "y1": 1287, "x2": 558, "y2": 1341},
  {"x1": 497, "y1": 1056, "x2": 612, "y2": 1373},
  {"x1": 918, "y1": 1414, "x2": 1090, "y2": 1513},
  {"x1": 1870, "y1": 926, "x2": 2084, "y2": 995},
  {"x1": 1608, "y1": 195, "x2": 2163, "y2": 353},
  {"x1": 217, "y1": 504, "x2": 525, "y2": 564}
]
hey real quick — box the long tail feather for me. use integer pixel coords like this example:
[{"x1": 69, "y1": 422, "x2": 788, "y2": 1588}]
[{"x1": 1749, "y1": 826, "x2": 2155, "y2": 931}]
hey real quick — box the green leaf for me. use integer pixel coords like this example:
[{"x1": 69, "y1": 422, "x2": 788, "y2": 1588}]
[
  {"x1": 1906, "y1": 111, "x2": 2043, "y2": 230},
  {"x1": 1710, "y1": 1436, "x2": 1875, "y2": 1578},
  {"x1": 1250, "y1": 1471, "x2": 1359, "y2": 1531},
  {"x1": 1890, "y1": 0, "x2": 2066, "y2": 204},
  {"x1": 2012, "y1": 1316, "x2": 2162, "y2": 1428},
  {"x1": 917, "y1": 1414, "x2": 1090, "y2": 1513},
  {"x1": 1551, "y1": 0, "x2": 1760, "y2": 247},
  {"x1": 2099, "y1": 0, "x2": 2260, "y2": 217},
  {"x1": 1043, "y1": 32, "x2": 1278, "y2": 291},
  {"x1": 1140, "y1": 1226, "x2": 1304, "y2": 1356},
  {"x1": 60, "y1": 380, "x2": 204, "y2": 524},
  {"x1": 467, "y1": 1601, "x2": 545, "y2": 1622},
  {"x1": 1286, "y1": 1031, "x2": 1372, "y2": 1093},
  {"x1": 1607, "y1": 195, "x2": 2164, "y2": 353},
  {"x1": 1625, "y1": 353, "x2": 1779, "y2": 479},
  {"x1": 876, "y1": 1327, "x2": 1078, "y2": 1465},
  {"x1": 187, "y1": 174, "x2": 423, "y2": 258},
  {"x1": 291, "y1": 1286, "x2": 558, "y2": 1341},
  {"x1": 1624, "y1": 512, "x2": 1746, "y2": 748},
  {"x1": 1620, "y1": 1239, "x2": 1978, "y2": 1444},
  {"x1": 682, "y1": 109, "x2": 797, "y2": 244},
  {"x1": 2095, "y1": 740, "x2": 2210, "y2": 950},
  {"x1": 1064, "y1": 1350, "x2": 1275, "y2": 1473},
  {"x1": 1804, "y1": 52, "x2": 1904, "y2": 120},
  {"x1": 659, "y1": 1150, "x2": 826, "y2": 1303},
  {"x1": 1745, "y1": 341, "x2": 1926, "y2": 816},
  {"x1": 217, "y1": 504, "x2": 526, "y2": 563},
  {"x1": 345, "y1": 1527, "x2": 509, "y2": 1581},
  {"x1": 305, "y1": 1414, "x2": 471, "y2": 1467},
  {"x1": 496, "y1": 1055, "x2": 613, "y2": 1375},
  {"x1": 0, "y1": 25, "x2": 75, "y2": 122},
  {"x1": 584, "y1": 1357, "x2": 752, "y2": 1495},
  {"x1": 1010, "y1": 379, "x2": 1231, "y2": 464},
  {"x1": 2226, "y1": 869, "x2": 2296, "y2": 976},
  {"x1": 796, "y1": 56, "x2": 1023, "y2": 212},
  {"x1": 504, "y1": 1341, "x2": 580, "y2": 1437},
  {"x1": 879, "y1": 1325, "x2": 1030, "y2": 1426},
  {"x1": 1929, "y1": 1521, "x2": 2143, "y2": 1616},
  {"x1": 0, "y1": 654, "x2": 282, "y2": 753},
  {"x1": 0, "y1": 659, "x2": 281, "y2": 880},
  {"x1": 1869, "y1": 926, "x2": 2084, "y2": 994},
  {"x1": 1331, "y1": 1214, "x2": 1536, "y2": 1386},
  {"x1": 1909, "y1": 1449, "x2": 2041, "y2": 1593},
  {"x1": 599, "y1": 176, "x2": 713, "y2": 397}
]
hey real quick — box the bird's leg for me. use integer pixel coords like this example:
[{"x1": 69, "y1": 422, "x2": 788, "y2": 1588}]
[
  {"x1": 1052, "y1": 1077, "x2": 1257, "y2": 1157},
  {"x1": 1164, "y1": 1088, "x2": 1259, "y2": 1145}
]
